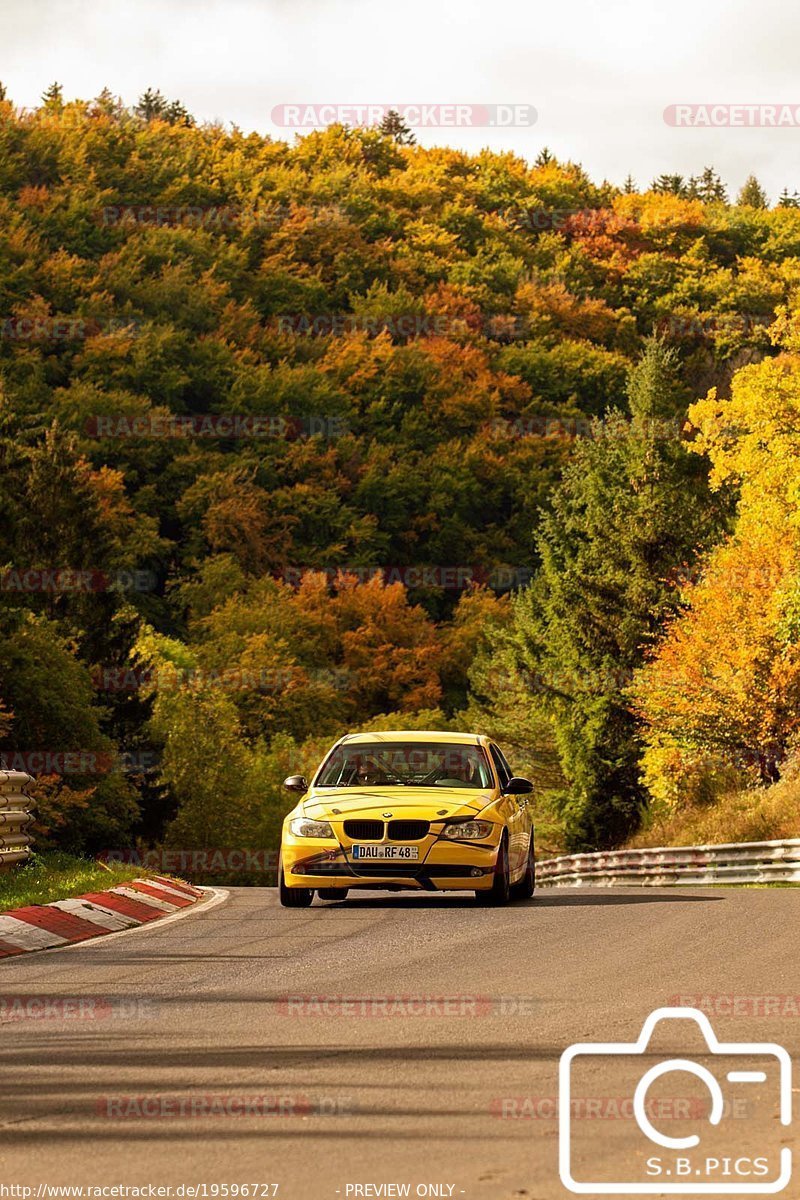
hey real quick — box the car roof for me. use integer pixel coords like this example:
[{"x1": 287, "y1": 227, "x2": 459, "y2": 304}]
[{"x1": 337, "y1": 730, "x2": 487, "y2": 745}]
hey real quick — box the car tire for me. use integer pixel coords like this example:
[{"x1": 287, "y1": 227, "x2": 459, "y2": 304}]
[
  {"x1": 317, "y1": 888, "x2": 348, "y2": 901},
  {"x1": 278, "y1": 854, "x2": 314, "y2": 907},
  {"x1": 476, "y1": 834, "x2": 511, "y2": 906},
  {"x1": 511, "y1": 834, "x2": 535, "y2": 900}
]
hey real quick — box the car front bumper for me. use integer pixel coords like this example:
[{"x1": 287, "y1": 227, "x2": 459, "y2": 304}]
[{"x1": 281, "y1": 834, "x2": 501, "y2": 891}]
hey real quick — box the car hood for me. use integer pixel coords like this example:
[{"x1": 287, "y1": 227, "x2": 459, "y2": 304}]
[{"x1": 302, "y1": 786, "x2": 491, "y2": 820}]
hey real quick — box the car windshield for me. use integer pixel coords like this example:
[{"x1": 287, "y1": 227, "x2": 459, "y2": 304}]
[{"x1": 315, "y1": 741, "x2": 493, "y2": 789}]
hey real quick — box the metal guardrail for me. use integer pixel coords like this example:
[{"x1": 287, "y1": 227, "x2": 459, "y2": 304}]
[
  {"x1": 0, "y1": 771, "x2": 34, "y2": 870},
  {"x1": 537, "y1": 839, "x2": 800, "y2": 887}
]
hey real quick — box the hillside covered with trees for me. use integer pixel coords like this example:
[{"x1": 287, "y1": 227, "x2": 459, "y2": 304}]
[{"x1": 2, "y1": 85, "x2": 800, "y2": 867}]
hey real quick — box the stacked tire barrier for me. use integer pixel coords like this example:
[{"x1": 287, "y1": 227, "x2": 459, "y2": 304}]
[
  {"x1": 537, "y1": 839, "x2": 800, "y2": 887},
  {"x1": 0, "y1": 771, "x2": 35, "y2": 870}
]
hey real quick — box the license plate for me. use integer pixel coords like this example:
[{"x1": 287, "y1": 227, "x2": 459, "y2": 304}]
[{"x1": 351, "y1": 844, "x2": 420, "y2": 860}]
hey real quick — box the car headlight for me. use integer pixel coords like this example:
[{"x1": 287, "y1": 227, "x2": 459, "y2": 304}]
[
  {"x1": 289, "y1": 817, "x2": 335, "y2": 838},
  {"x1": 440, "y1": 820, "x2": 494, "y2": 840}
]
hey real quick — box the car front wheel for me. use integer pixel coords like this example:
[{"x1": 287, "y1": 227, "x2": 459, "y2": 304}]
[
  {"x1": 511, "y1": 834, "x2": 535, "y2": 900},
  {"x1": 278, "y1": 853, "x2": 314, "y2": 907},
  {"x1": 476, "y1": 834, "x2": 511, "y2": 906}
]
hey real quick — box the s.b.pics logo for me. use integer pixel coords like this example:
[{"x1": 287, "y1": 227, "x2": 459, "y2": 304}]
[{"x1": 559, "y1": 1008, "x2": 792, "y2": 1194}]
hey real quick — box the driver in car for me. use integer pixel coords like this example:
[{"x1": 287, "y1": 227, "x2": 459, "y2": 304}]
[
  {"x1": 355, "y1": 758, "x2": 390, "y2": 786},
  {"x1": 430, "y1": 751, "x2": 478, "y2": 786}
]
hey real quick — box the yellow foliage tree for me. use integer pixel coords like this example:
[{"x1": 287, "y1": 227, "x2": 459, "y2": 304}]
[{"x1": 632, "y1": 319, "x2": 800, "y2": 808}]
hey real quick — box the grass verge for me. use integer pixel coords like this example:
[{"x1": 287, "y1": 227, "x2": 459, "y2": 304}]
[
  {"x1": 0, "y1": 852, "x2": 150, "y2": 911},
  {"x1": 629, "y1": 773, "x2": 800, "y2": 849}
]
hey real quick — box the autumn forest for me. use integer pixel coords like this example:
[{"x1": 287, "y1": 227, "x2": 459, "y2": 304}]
[{"x1": 2, "y1": 86, "x2": 800, "y2": 872}]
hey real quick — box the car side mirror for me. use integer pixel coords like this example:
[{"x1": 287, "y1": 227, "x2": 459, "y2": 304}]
[
  {"x1": 503, "y1": 776, "x2": 533, "y2": 795},
  {"x1": 283, "y1": 774, "x2": 309, "y2": 793}
]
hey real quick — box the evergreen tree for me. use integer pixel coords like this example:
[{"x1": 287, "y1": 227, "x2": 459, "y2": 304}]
[
  {"x1": 378, "y1": 109, "x2": 415, "y2": 145},
  {"x1": 778, "y1": 187, "x2": 800, "y2": 208},
  {"x1": 91, "y1": 86, "x2": 125, "y2": 119},
  {"x1": 535, "y1": 147, "x2": 555, "y2": 167},
  {"x1": 40, "y1": 81, "x2": 63, "y2": 111},
  {"x1": 491, "y1": 339, "x2": 725, "y2": 850},
  {"x1": 135, "y1": 88, "x2": 194, "y2": 126},
  {"x1": 163, "y1": 98, "x2": 194, "y2": 127},
  {"x1": 737, "y1": 174, "x2": 768, "y2": 208},
  {"x1": 651, "y1": 174, "x2": 687, "y2": 196},
  {"x1": 623, "y1": 173, "x2": 636, "y2": 194},
  {"x1": 0, "y1": 82, "x2": 7, "y2": 102},
  {"x1": 688, "y1": 166, "x2": 728, "y2": 204},
  {"x1": 135, "y1": 87, "x2": 163, "y2": 121}
]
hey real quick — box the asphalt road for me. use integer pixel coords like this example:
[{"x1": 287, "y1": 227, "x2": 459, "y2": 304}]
[{"x1": 0, "y1": 886, "x2": 798, "y2": 1200}]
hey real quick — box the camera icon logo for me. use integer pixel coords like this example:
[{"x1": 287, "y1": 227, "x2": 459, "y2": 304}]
[{"x1": 559, "y1": 1007, "x2": 792, "y2": 1194}]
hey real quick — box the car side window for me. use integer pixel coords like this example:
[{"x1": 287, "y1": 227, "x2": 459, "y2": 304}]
[
  {"x1": 496, "y1": 745, "x2": 514, "y2": 779},
  {"x1": 489, "y1": 744, "x2": 511, "y2": 789}
]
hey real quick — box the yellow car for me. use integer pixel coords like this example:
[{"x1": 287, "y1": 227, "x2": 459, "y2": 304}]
[{"x1": 279, "y1": 730, "x2": 535, "y2": 906}]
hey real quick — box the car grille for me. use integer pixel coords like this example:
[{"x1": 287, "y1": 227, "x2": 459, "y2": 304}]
[
  {"x1": 342, "y1": 819, "x2": 432, "y2": 841},
  {"x1": 347, "y1": 862, "x2": 422, "y2": 877},
  {"x1": 343, "y1": 819, "x2": 384, "y2": 840},
  {"x1": 387, "y1": 819, "x2": 429, "y2": 840}
]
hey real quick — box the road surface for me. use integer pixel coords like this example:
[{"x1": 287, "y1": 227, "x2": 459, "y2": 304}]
[{"x1": 0, "y1": 887, "x2": 798, "y2": 1199}]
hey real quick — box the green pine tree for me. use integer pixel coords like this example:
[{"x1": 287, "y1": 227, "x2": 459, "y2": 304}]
[
  {"x1": 135, "y1": 88, "x2": 194, "y2": 126},
  {"x1": 91, "y1": 87, "x2": 125, "y2": 119},
  {"x1": 688, "y1": 166, "x2": 728, "y2": 204},
  {"x1": 484, "y1": 339, "x2": 726, "y2": 850},
  {"x1": 40, "y1": 81, "x2": 63, "y2": 111},
  {"x1": 163, "y1": 98, "x2": 195, "y2": 127},
  {"x1": 378, "y1": 109, "x2": 415, "y2": 145},
  {"x1": 135, "y1": 87, "x2": 166, "y2": 121},
  {"x1": 651, "y1": 174, "x2": 687, "y2": 196},
  {"x1": 737, "y1": 175, "x2": 768, "y2": 208}
]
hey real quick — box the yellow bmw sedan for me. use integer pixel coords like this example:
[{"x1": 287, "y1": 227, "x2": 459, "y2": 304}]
[{"x1": 279, "y1": 730, "x2": 535, "y2": 906}]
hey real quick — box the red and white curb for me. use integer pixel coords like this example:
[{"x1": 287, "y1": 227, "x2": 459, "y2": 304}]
[{"x1": 0, "y1": 876, "x2": 209, "y2": 959}]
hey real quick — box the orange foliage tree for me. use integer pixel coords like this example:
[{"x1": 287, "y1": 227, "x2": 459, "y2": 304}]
[{"x1": 631, "y1": 316, "x2": 800, "y2": 808}]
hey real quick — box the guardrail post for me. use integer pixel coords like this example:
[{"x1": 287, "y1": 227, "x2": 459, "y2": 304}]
[{"x1": 0, "y1": 771, "x2": 35, "y2": 870}]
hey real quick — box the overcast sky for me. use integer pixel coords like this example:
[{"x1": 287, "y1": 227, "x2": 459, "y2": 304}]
[{"x1": 2, "y1": 0, "x2": 799, "y2": 200}]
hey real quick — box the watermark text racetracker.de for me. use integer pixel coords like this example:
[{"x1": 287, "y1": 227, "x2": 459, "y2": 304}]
[
  {"x1": 83, "y1": 414, "x2": 348, "y2": 440},
  {"x1": 100, "y1": 849, "x2": 278, "y2": 876},
  {"x1": 90, "y1": 664, "x2": 353, "y2": 694},
  {"x1": 277, "y1": 994, "x2": 539, "y2": 1017},
  {"x1": 271, "y1": 103, "x2": 536, "y2": 129},
  {"x1": 664, "y1": 103, "x2": 800, "y2": 127},
  {"x1": 0, "y1": 317, "x2": 139, "y2": 342},
  {"x1": 494, "y1": 1095, "x2": 753, "y2": 1120},
  {"x1": 277, "y1": 565, "x2": 533, "y2": 590},
  {"x1": 96, "y1": 1094, "x2": 351, "y2": 1118},
  {"x1": 0, "y1": 568, "x2": 156, "y2": 594},
  {"x1": 0, "y1": 750, "x2": 158, "y2": 776},
  {"x1": 670, "y1": 994, "x2": 800, "y2": 1019},
  {"x1": 0, "y1": 995, "x2": 157, "y2": 1023}
]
